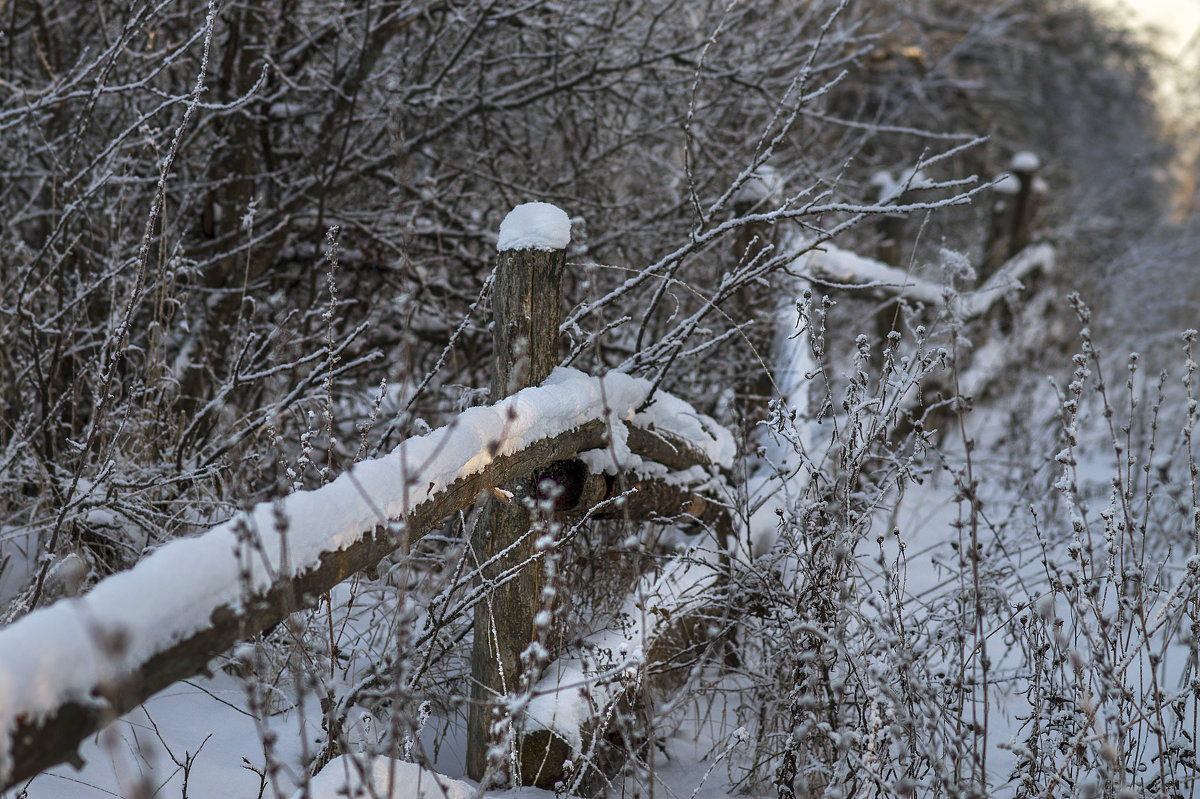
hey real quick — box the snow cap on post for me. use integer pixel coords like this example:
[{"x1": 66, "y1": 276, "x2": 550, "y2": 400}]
[
  {"x1": 897, "y1": 167, "x2": 933, "y2": 192},
  {"x1": 869, "y1": 170, "x2": 897, "y2": 202},
  {"x1": 497, "y1": 202, "x2": 571, "y2": 252},
  {"x1": 992, "y1": 172, "x2": 1020, "y2": 195},
  {"x1": 733, "y1": 165, "x2": 784, "y2": 207},
  {"x1": 1011, "y1": 150, "x2": 1041, "y2": 173}
]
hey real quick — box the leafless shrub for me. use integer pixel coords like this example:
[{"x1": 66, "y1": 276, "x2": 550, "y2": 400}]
[{"x1": 2, "y1": 1, "x2": 1188, "y2": 797}]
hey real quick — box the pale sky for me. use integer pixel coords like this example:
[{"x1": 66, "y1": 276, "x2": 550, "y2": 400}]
[{"x1": 1094, "y1": 0, "x2": 1200, "y2": 59}]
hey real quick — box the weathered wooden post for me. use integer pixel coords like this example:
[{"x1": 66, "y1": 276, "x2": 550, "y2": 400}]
[
  {"x1": 1007, "y1": 150, "x2": 1042, "y2": 258},
  {"x1": 731, "y1": 166, "x2": 783, "y2": 267},
  {"x1": 730, "y1": 167, "x2": 784, "y2": 427},
  {"x1": 982, "y1": 152, "x2": 1043, "y2": 281},
  {"x1": 982, "y1": 171, "x2": 1019, "y2": 281},
  {"x1": 467, "y1": 202, "x2": 570, "y2": 784},
  {"x1": 870, "y1": 167, "x2": 936, "y2": 268},
  {"x1": 869, "y1": 169, "x2": 933, "y2": 362},
  {"x1": 870, "y1": 169, "x2": 904, "y2": 267}
]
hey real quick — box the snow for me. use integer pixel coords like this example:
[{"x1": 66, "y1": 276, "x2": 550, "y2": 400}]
[
  {"x1": 744, "y1": 235, "x2": 820, "y2": 556},
  {"x1": 497, "y1": 202, "x2": 571, "y2": 252},
  {"x1": 635, "y1": 387, "x2": 736, "y2": 463},
  {"x1": 869, "y1": 170, "x2": 897, "y2": 202},
  {"x1": 0, "y1": 367, "x2": 731, "y2": 784},
  {"x1": 1010, "y1": 150, "x2": 1041, "y2": 172},
  {"x1": 992, "y1": 172, "x2": 1020, "y2": 195},
  {"x1": 581, "y1": 386, "x2": 736, "y2": 476},
  {"x1": 22, "y1": 673, "x2": 295, "y2": 797},
  {"x1": 803, "y1": 242, "x2": 949, "y2": 306},
  {"x1": 741, "y1": 234, "x2": 1053, "y2": 558},
  {"x1": 798, "y1": 239, "x2": 1056, "y2": 321},
  {"x1": 301, "y1": 755, "x2": 561, "y2": 799},
  {"x1": 962, "y1": 242, "x2": 1056, "y2": 317},
  {"x1": 523, "y1": 555, "x2": 718, "y2": 752},
  {"x1": 0, "y1": 527, "x2": 36, "y2": 608},
  {"x1": 874, "y1": 168, "x2": 933, "y2": 202},
  {"x1": 733, "y1": 166, "x2": 784, "y2": 207}
]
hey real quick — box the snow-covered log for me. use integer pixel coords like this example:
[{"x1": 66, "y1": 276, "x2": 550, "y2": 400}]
[
  {"x1": 0, "y1": 367, "x2": 734, "y2": 790},
  {"x1": 804, "y1": 243, "x2": 948, "y2": 304},
  {"x1": 961, "y1": 241, "x2": 1056, "y2": 317},
  {"x1": 801, "y1": 241, "x2": 1056, "y2": 318}
]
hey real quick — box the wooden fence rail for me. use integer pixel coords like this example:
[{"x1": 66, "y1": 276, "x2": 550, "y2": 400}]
[
  {"x1": 0, "y1": 204, "x2": 734, "y2": 791},
  {"x1": 0, "y1": 167, "x2": 1055, "y2": 791}
]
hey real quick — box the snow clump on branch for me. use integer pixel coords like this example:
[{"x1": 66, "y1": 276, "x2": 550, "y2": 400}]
[{"x1": 497, "y1": 202, "x2": 571, "y2": 251}]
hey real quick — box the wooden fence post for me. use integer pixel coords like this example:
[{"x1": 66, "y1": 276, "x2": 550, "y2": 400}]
[
  {"x1": 983, "y1": 151, "x2": 1044, "y2": 281},
  {"x1": 730, "y1": 167, "x2": 784, "y2": 428},
  {"x1": 869, "y1": 169, "x2": 935, "y2": 364},
  {"x1": 1008, "y1": 150, "x2": 1042, "y2": 258},
  {"x1": 467, "y1": 203, "x2": 569, "y2": 784},
  {"x1": 982, "y1": 171, "x2": 1019, "y2": 281},
  {"x1": 731, "y1": 166, "x2": 782, "y2": 267},
  {"x1": 870, "y1": 169, "x2": 904, "y2": 268}
]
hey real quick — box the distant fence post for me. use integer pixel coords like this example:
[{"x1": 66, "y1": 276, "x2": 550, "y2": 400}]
[
  {"x1": 467, "y1": 203, "x2": 569, "y2": 783},
  {"x1": 983, "y1": 172, "x2": 1018, "y2": 281},
  {"x1": 983, "y1": 151, "x2": 1043, "y2": 280},
  {"x1": 730, "y1": 167, "x2": 784, "y2": 426},
  {"x1": 1008, "y1": 151, "x2": 1042, "y2": 258},
  {"x1": 869, "y1": 169, "x2": 935, "y2": 363},
  {"x1": 731, "y1": 166, "x2": 782, "y2": 267},
  {"x1": 871, "y1": 169, "x2": 904, "y2": 267}
]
